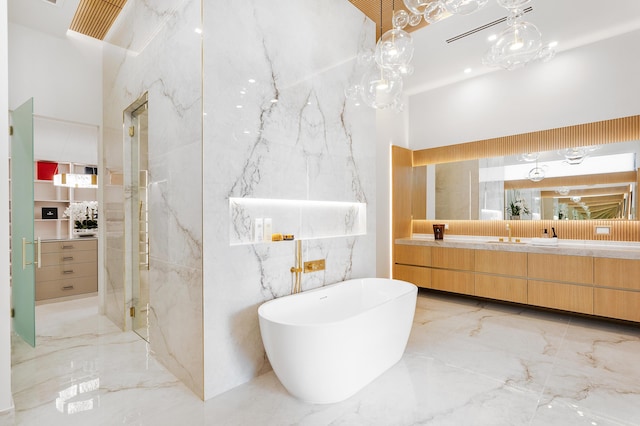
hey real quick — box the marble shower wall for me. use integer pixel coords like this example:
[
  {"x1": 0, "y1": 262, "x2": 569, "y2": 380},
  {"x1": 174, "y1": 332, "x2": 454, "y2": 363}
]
[
  {"x1": 102, "y1": 0, "x2": 204, "y2": 398},
  {"x1": 202, "y1": 0, "x2": 376, "y2": 398}
]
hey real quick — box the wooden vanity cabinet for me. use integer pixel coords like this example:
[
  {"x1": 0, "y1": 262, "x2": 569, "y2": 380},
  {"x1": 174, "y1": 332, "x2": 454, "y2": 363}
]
[
  {"x1": 431, "y1": 247, "x2": 474, "y2": 296},
  {"x1": 393, "y1": 242, "x2": 639, "y2": 323},
  {"x1": 474, "y1": 250, "x2": 527, "y2": 303},
  {"x1": 393, "y1": 244, "x2": 431, "y2": 288},
  {"x1": 527, "y1": 253, "x2": 594, "y2": 315},
  {"x1": 35, "y1": 239, "x2": 98, "y2": 301},
  {"x1": 593, "y1": 258, "x2": 640, "y2": 322}
]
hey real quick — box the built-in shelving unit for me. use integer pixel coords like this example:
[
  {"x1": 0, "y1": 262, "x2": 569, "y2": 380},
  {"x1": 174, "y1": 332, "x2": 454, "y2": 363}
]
[
  {"x1": 34, "y1": 161, "x2": 97, "y2": 240},
  {"x1": 229, "y1": 197, "x2": 367, "y2": 245}
]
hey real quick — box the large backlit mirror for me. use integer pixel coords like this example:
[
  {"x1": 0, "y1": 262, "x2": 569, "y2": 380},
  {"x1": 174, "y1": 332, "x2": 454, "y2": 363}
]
[{"x1": 414, "y1": 140, "x2": 639, "y2": 221}]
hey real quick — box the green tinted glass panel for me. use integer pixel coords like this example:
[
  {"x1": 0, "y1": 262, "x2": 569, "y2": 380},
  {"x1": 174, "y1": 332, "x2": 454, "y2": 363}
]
[{"x1": 11, "y1": 98, "x2": 36, "y2": 347}]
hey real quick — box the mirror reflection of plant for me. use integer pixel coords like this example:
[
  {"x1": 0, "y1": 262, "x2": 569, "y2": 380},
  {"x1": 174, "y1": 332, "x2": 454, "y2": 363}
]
[
  {"x1": 507, "y1": 190, "x2": 530, "y2": 217},
  {"x1": 64, "y1": 201, "x2": 98, "y2": 230}
]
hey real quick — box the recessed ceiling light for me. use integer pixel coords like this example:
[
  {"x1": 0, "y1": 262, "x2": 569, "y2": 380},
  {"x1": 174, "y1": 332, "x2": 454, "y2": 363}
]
[
  {"x1": 548, "y1": 41, "x2": 558, "y2": 48},
  {"x1": 236, "y1": 105, "x2": 243, "y2": 109},
  {"x1": 248, "y1": 79, "x2": 256, "y2": 84},
  {"x1": 487, "y1": 34, "x2": 497, "y2": 42},
  {"x1": 194, "y1": 28, "x2": 202, "y2": 34},
  {"x1": 464, "y1": 68, "x2": 472, "y2": 74}
]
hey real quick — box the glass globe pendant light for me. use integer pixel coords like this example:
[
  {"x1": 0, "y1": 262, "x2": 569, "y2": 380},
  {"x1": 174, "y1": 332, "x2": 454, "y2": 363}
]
[
  {"x1": 374, "y1": 28, "x2": 415, "y2": 73},
  {"x1": 496, "y1": 0, "x2": 532, "y2": 9},
  {"x1": 423, "y1": 1, "x2": 448, "y2": 23},
  {"x1": 442, "y1": 0, "x2": 489, "y2": 15},
  {"x1": 402, "y1": 0, "x2": 432, "y2": 15},
  {"x1": 483, "y1": 9, "x2": 542, "y2": 70},
  {"x1": 359, "y1": 66, "x2": 403, "y2": 110}
]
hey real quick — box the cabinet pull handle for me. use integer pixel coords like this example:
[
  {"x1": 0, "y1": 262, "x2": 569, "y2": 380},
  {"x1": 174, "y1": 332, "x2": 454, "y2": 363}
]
[
  {"x1": 63, "y1": 257, "x2": 74, "y2": 261},
  {"x1": 62, "y1": 285, "x2": 74, "y2": 290},
  {"x1": 63, "y1": 270, "x2": 74, "y2": 274},
  {"x1": 62, "y1": 245, "x2": 74, "y2": 249},
  {"x1": 36, "y1": 238, "x2": 41, "y2": 269}
]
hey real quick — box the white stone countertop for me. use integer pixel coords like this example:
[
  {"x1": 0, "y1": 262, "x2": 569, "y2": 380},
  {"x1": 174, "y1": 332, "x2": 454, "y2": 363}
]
[{"x1": 396, "y1": 234, "x2": 640, "y2": 260}]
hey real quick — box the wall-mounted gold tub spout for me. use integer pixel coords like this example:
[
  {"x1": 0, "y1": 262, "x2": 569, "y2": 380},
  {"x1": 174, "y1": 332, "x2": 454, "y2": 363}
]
[{"x1": 290, "y1": 239, "x2": 303, "y2": 294}]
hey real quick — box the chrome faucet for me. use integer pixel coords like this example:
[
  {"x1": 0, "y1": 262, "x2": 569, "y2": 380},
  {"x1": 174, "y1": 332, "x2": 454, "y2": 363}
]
[{"x1": 506, "y1": 223, "x2": 512, "y2": 242}]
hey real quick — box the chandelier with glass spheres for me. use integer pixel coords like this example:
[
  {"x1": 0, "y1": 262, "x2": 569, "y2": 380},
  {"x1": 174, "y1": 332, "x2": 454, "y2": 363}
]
[{"x1": 346, "y1": 0, "x2": 556, "y2": 110}]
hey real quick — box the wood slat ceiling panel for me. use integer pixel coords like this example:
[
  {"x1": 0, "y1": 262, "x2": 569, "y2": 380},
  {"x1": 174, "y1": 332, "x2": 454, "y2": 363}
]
[
  {"x1": 69, "y1": 0, "x2": 127, "y2": 40},
  {"x1": 348, "y1": 0, "x2": 429, "y2": 39}
]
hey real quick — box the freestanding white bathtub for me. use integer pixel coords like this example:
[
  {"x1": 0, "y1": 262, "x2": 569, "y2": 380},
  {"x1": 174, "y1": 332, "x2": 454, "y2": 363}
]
[{"x1": 258, "y1": 278, "x2": 417, "y2": 404}]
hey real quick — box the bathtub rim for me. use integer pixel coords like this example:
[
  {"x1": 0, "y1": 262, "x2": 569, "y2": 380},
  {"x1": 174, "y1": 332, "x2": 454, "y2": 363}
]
[{"x1": 258, "y1": 277, "x2": 417, "y2": 328}]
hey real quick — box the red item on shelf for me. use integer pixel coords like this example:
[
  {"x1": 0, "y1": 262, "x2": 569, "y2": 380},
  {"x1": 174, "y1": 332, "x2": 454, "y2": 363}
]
[{"x1": 36, "y1": 161, "x2": 58, "y2": 181}]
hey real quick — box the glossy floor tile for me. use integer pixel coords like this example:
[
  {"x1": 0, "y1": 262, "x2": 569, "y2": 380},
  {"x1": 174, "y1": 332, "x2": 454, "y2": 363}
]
[{"x1": 9, "y1": 291, "x2": 640, "y2": 425}]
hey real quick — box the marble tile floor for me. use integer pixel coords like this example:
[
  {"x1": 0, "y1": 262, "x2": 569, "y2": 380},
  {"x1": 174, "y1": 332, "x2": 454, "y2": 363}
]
[{"x1": 8, "y1": 291, "x2": 640, "y2": 426}]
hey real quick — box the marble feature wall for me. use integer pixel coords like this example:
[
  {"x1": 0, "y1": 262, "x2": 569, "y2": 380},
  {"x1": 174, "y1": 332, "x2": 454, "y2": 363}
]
[
  {"x1": 102, "y1": 0, "x2": 204, "y2": 398},
  {"x1": 202, "y1": 0, "x2": 376, "y2": 399}
]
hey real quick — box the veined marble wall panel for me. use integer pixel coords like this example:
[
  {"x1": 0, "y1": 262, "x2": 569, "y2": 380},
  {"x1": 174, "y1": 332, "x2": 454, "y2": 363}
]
[
  {"x1": 202, "y1": 0, "x2": 376, "y2": 399},
  {"x1": 103, "y1": 0, "x2": 204, "y2": 398}
]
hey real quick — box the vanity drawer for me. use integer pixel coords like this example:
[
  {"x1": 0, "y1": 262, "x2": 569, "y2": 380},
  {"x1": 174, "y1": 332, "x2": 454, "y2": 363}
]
[
  {"x1": 528, "y1": 280, "x2": 593, "y2": 315},
  {"x1": 36, "y1": 261, "x2": 97, "y2": 282},
  {"x1": 431, "y1": 269, "x2": 474, "y2": 296},
  {"x1": 475, "y1": 275, "x2": 527, "y2": 304},
  {"x1": 594, "y1": 288, "x2": 640, "y2": 322},
  {"x1": 41, "y1": 239, "x2": 97, "y2": 253},
  {"x1": 40, "y1": 250, "x2": 96, "y2": 267},
  {"x1": 432, "y1": 247, "x2": 474, "y2": 271},
  {"x1": 394, "y1": 244, "x2": 431, "y2": 267},
  {"x1": 528, "y1": 253, "x2": 593, "y2": 285},
  {"x1": 36, "y1": 275, "x2": 97, "y2": 300},
  {"x1": 594, "y1": 258, "x2": 640, "y2": 290},
  {"x1": 394, "y1": 264, "x2": 431, "y2": 288},
  {"x1": 475, "y1": 250, "x2": 527, "y2": 277}
]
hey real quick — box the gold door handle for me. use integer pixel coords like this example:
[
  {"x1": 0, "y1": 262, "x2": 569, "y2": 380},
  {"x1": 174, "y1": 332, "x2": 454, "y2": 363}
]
[{"x1": 22, "y1": 237, "x2": 41, "y2": 269}]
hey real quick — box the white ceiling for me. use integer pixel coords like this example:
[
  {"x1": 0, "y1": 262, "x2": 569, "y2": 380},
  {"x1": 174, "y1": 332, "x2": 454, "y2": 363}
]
[
  {"x1": 8, "y1": 0, "x2": 640, "y2": 96},
  {"x1": 405, "y1": 0, "x2": 640, "y2": 94},
  {"x1": 8, "y1": 0, "x2": 80, "y2": 38}
]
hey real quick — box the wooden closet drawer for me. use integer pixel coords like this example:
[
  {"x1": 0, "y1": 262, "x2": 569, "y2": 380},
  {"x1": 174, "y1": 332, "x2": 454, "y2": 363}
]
[
  {"x1": 36, "y1": 275, "x2": 97, "y2": 300},
  {"x1": 40, "y1": 250, "x2": 96, "y2": 267},
  {"x1": 41, "y1": 239, "x2": 97, "y2": 253},
  {"x1": 36, "y1": 262, "x2": 97, "y2": 282}
]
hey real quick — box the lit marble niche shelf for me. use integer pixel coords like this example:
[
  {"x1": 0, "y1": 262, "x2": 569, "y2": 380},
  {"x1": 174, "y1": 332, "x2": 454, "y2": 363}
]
[{"x1": 229, "y1": 197, "x2": 367, "y2": 246}]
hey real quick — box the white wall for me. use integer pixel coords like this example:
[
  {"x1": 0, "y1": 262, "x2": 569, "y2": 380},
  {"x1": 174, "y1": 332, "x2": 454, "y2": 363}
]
[
  {"x1": 8, "y1": 23, "x2": 102, "y2": 126},
  {"x1": 408, "y1": 28, "x2": 640, "y2": 149},
  {"x1": 0, "y1": 2, "x2": 14, "y2": 419}
]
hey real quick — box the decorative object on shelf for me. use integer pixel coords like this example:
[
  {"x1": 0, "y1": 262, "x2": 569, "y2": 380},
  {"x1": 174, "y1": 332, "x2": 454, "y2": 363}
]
[
  {"x1": 53, "y1": 173, "x2": 98, "y2": 188},
  {"x1": 483, "y1": 0, "x2": 556, "y2": 70},
  {"x1": 41, "y1": 207, "x2": 58, "y2": 220},
  {"x1": 64, "y1": 201, "x2": 98, "y2": 233},
  {"x1": 36, "y1": 161, "x2": 58, "y2": 180}
]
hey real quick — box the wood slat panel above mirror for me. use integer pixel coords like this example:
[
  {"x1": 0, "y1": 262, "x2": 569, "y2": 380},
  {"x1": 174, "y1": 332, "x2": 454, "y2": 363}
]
[{"x1": 413, "y1": 115, "x2": 640, "y2": 166}]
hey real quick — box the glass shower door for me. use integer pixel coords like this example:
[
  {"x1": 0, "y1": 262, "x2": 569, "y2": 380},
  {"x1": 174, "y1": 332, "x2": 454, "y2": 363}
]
[
  {"x1": 130, "y1": 99, "x2": 149, "y2": 341},
  {"x1": 11, "y1": 98, "x2": 37, "y2": 347}
]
